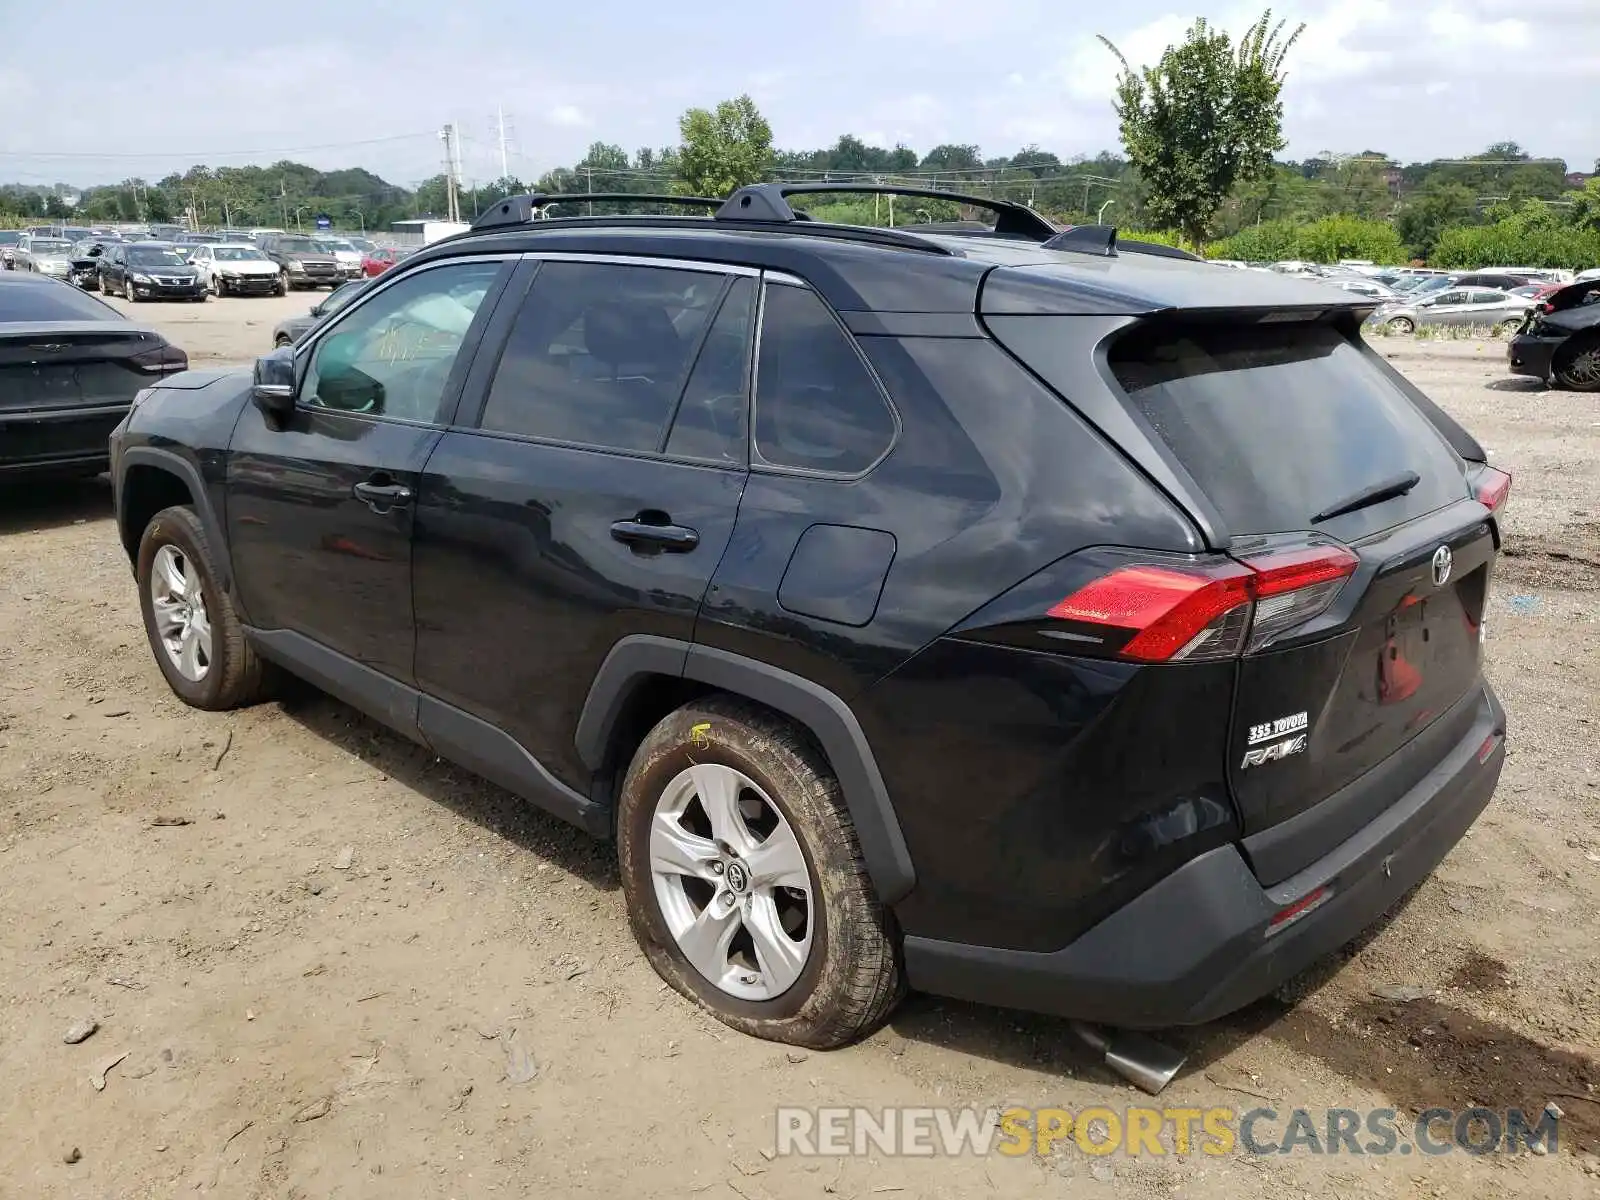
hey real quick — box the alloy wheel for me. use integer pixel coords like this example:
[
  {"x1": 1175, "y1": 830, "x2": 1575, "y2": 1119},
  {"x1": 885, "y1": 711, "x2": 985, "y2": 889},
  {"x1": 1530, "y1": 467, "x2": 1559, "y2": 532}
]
[
  {"x1": 1562, "y1": 344, "x2": 1600, "y2": 388},
  {"x1": 148, "y1": 544, "x2": 212, "y2": 682},
  {"x1": 649, "y1": 763, "x2": 814, "y2": 1001}
]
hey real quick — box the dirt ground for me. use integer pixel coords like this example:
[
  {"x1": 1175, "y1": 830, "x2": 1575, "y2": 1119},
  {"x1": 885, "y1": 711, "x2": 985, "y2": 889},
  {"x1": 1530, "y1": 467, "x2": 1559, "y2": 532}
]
[{"x1": 1, "y1": 302, "x2": 1597, "y2": 1199}]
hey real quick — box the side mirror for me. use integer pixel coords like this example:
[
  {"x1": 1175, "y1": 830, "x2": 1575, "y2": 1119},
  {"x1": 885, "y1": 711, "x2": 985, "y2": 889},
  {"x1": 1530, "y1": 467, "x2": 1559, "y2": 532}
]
[
  {"x1": 309, "y1": 302, "x2": 324, "y2": 317},
  {"x1": 252, "y1": 347, "x2": 296, "y2": 417}
]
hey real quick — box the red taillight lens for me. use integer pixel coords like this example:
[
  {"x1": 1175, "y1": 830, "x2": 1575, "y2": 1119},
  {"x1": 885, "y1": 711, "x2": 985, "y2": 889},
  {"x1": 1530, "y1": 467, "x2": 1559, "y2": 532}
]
[
  {"x1": 130, "y1": 343, "x2": 188, "y2": 373},
  {"x1": 1048, "y1": 545, "x2": 1359, "y2": 663},
  {"x1": 1472, "y1": 465, "x2": 1512, "y2": 515},
  {"x1": 1266, "y1": 885, "x2": 1332, "y2": 936}
]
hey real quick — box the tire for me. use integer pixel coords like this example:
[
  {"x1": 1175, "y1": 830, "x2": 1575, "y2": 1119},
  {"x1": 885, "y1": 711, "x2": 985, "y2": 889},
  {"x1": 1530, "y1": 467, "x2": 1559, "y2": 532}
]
[
  {"x1": 1493, "y1": 319, "x2": 1522, "y2": 337},
  {"x1": 1553, "y1": 335, "x2": 1600, "y2": 392},
  {"x1": 136, "y1": 505, "x2": 274, "y2": 711},
  {"x1": 280, "y1": 272, "x2": 293, "y2": 293},
  {"x1": 617, "y1": 696, "x2": 902, "y2": 1049},
  {"x1": 211, "y1": 275, "x2": 224, "y2": 297},
  {"x1": 1384, "y1": 316, "x2": 1415, "y2": 335},
  {"x1": 274, "y1": 335, "x2": 293, "y2": 348}
]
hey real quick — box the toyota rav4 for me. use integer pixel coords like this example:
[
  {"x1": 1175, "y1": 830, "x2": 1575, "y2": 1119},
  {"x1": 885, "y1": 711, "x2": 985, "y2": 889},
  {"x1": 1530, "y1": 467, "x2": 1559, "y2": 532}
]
[{"x1": 108, "y1": 185, "x2": 1510, "y2": 1053}]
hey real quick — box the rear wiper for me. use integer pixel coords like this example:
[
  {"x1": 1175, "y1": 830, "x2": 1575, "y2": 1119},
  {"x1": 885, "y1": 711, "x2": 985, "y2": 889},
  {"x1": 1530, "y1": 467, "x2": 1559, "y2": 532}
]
[{"x1": 1311, "y1": 470, "x2": 1421, "y2": 524}]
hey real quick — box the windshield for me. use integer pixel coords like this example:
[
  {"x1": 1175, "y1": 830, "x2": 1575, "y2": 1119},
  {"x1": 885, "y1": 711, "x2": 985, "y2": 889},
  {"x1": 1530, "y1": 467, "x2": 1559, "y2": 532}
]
[
  {"x1": 128, "y1": 247, "x2": 187, "y2": 267},
  {"x1": 30, "y1": 239, "x2": 71, "y2": 254},
  {"x1": 317, "y1": 239, "x2": 354, "y2": 252},
  {"x1": 0, "y1": 232, "x2": 22, "y2": 246},
  {"x1": 322, "y1": 282, "x2": 365, "y2": 315},
  {"x1": 347, "y1": 237, "x2": 375, "y2": 252},
  {"x1": 215, "y1": 247, "x2": 268, "y2": 261},
  {"x1": 278, "y1": 238, "x2": 319, "y2": 253}
]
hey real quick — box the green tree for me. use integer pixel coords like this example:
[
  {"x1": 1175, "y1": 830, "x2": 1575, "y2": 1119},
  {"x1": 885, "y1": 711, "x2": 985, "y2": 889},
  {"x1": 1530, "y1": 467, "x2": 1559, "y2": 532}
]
[
  {"x1": 1100, "y1": 10, "x2": 1304, "y2": 248},
  {"x1": 676, "y1": 95, "x2": 774, "y2": 198}
]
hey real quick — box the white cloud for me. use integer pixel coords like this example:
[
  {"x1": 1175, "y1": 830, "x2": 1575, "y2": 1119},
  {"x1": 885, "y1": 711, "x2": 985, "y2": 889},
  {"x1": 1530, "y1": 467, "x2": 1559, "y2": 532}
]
[{"x1": 547, "y1": 106, "x2": 591, "y2": 130}]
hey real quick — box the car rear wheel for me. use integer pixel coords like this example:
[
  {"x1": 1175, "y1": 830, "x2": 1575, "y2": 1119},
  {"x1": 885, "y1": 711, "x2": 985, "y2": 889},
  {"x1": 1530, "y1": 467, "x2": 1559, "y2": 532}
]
[
  {"x1": 617, "y1": 697, "x2": 902, "y2": 1049},
  {"x1": 1493, "y1": 319, "x2": 1522, "y2": 337},
  {"x1": 136, "y1": 505, "x2": 274, "y2": 711},
  {"x1": 1384, "y1": 316, "x2": 1415, "y2": 335},
  {"x1": 274, "y1": 334, "x2": 293, "y2": 348},
  {"x1": 1553, "y1": 335, "x2": 1600, "y2": 392},
  {"x1": 125, "y1": 277, "x2": 139, "y2": 302}
]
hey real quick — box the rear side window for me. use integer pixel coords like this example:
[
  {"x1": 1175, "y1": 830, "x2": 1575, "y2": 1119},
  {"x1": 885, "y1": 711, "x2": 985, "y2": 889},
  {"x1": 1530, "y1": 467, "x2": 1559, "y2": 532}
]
[
  {"x1": 1107, "y1": 322, "x2": 1465, "y2": 536},
  {"x1": 0, "y1": 279, "x2": 119, "y2": 322},
  {"x1": 753, "y1": 283, "x2": 895, "y2": 474},
  {"x1": 664, "y1": 276, "x2": 755, "y2": 464},
  {"x1": 479, "y1": 261, "x2": 727, "y2": 454}
]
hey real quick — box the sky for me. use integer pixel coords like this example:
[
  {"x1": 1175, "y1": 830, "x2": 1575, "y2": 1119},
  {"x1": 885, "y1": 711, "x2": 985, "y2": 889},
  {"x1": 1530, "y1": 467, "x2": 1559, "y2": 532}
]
[{"x1": 1, "y1": 0, "x2": 1595, "y2": 189}]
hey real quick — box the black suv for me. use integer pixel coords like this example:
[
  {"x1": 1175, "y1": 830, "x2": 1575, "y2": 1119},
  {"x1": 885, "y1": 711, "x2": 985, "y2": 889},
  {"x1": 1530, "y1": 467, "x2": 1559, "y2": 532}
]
[{"x1": 108, "y1": 185, "x2": 1510, "y2": 1054}]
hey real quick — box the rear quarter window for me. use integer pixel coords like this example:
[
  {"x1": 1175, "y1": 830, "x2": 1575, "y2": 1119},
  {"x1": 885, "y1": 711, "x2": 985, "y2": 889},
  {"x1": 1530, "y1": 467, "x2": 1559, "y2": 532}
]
[{"x1": 1106, "y1": 321, "x2": 1466, "y2": 537}]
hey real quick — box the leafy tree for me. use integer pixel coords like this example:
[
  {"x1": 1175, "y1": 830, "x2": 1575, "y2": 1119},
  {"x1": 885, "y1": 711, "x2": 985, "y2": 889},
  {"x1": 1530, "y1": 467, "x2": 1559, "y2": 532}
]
[
  {"x1": 1394, "y1": 181, "x2": 1477, "y2": 259},
  {"x1": 677, "y1": 95, "x2": 774, "y2": 198},
  {"x1": 1100, "y1": 10, "x2": 1304, "y2": 248},
  {"x1": 919, "y1": 144, "x2": 983, "y2": 175}
]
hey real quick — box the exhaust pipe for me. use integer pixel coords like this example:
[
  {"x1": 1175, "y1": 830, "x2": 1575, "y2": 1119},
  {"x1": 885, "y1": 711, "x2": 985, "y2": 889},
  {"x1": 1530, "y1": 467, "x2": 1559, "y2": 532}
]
[{"x1": 1070, "y1": 1022, "x2": 1187, "y2": 1095}]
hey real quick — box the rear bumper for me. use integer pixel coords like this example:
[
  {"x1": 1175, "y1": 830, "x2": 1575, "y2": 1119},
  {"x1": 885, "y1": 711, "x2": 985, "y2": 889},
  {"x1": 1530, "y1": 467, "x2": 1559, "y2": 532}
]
[
  {"x1": 0, "y1": 403, "x2": 130, "y2": 475},
  {"x1": 903, "y1": 683, "x2": 1505, "y2": 1028},
  {"x1": 1508, "y1": 333, "x2": 1560, "y2": 379}
]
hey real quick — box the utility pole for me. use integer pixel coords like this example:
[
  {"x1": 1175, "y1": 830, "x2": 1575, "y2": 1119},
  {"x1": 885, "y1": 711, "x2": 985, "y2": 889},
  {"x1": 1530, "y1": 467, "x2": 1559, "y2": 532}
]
[
  {"x1": 440, "y1": 124, "x2": 462, "y2": 223},
  {"x1": 496, "y1": 106, "x2": 511, "y2": 182},
  {"x1": 584, "y1": 166, "x2": 593, "y2": 215}
]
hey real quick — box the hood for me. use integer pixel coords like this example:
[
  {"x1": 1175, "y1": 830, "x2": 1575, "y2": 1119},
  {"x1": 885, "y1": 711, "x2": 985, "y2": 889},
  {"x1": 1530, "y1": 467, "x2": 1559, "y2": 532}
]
[
  {"x1": 34, "y1": 253, "x2": 71, "y2": 266},
  {"x1": 128, "y1": 261, "x2": 198, "y2": 276},
  {"x1": 279, "y1": 249, "x2": 337, "y2": 263}
]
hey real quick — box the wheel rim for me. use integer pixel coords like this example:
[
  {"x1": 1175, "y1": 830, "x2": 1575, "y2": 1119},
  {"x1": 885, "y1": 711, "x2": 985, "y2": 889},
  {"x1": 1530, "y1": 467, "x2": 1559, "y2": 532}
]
[
  {"x1": 649, "y1": 763, "x2": 814, "y2": 1002},
  {"x1": 1562, "y1": 344, "x2": 1600, "y2": 386},
  {"x1": 149, "y1": 544, "x2": 213, "y2": 682},
  {"x1": 1388, "y1": 318, "x2": 1413, "y2": 334}
]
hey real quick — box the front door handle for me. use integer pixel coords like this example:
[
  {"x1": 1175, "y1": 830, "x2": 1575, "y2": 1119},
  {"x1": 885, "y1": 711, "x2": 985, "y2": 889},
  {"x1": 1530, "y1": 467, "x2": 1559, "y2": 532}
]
[
  {"x1": 610, "y1": 517, "x2": 699, "y2": 553},
  {"x1": 353, "y1": 479, "x2": 413, "y2": 512}
]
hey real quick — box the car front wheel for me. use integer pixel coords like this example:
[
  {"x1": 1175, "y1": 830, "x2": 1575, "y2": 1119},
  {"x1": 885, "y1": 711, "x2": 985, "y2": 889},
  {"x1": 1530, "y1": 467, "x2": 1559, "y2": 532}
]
[
  {"x1": 1385, "y1": 316, "x2": 1415, "y2": 334},
  {"x1": 617, "y1": 697, "x2": 902, "y2": 1049},
  {"x1": 136, "y1": 505, "x2": 274, "y2": 710},
  {"x1": 1553, "y1": 335, "x2": 1600, "y2": 391}
]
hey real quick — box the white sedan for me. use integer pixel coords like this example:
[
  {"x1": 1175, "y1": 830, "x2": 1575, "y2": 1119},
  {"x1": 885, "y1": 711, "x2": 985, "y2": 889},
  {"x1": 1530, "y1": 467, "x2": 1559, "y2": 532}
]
[
  {"x1": 315, "y1": 237, "x2": 366, "y2": 281},
  {"x1": 187, "y1": 243, "x2": 286, "y2": 297}
]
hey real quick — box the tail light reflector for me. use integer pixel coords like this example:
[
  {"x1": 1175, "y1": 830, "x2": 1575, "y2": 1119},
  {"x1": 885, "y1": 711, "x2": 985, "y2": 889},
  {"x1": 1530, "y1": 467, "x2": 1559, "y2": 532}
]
[
  {"x1": 1047, "y1": 544, "x2": 1359, "y2": 663},
  {"x1": 1266, "y1": 885, "x2": 1332, "y2": 935},
  {"x1": 130, "y1": 343, "x2": 188, "y2": 373},
  {"x1": 1471, "y1": 464, "x2": 1512, "y2": 515}
]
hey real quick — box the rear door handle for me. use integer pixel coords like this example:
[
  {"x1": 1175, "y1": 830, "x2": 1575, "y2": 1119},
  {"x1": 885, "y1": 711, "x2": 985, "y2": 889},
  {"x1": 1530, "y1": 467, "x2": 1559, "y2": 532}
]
[
  {"x1": 353, "y1": 480, "x2": 413, "y2": 511},
  {"x1": 610, "y1": 518, "x2": 699, "y2": 553}
]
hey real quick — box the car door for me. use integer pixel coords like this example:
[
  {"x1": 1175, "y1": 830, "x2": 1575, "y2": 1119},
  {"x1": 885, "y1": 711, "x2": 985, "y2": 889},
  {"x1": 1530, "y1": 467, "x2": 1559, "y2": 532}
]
[
  {"x1": 226, "y1": 254, "x2": 516, "y2": 723},
  {"x1": 100, "y1": 245, "x2": 123, "y2": 289},
  {"x1": 410, "y1": 255, "x2": 754, "y2": 804},
  {"x1": 1424, "y1": 289, "x2": 1471, "y2": 326}
]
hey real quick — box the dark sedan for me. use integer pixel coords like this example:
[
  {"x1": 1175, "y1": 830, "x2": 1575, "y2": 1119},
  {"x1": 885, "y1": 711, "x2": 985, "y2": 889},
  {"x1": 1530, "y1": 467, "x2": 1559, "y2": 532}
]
[
  {"x1": 1509, "y1": 280, "x2": 1600, "y2": 389},
  {"x1": 0, "y1": 273, "x2": 188, "y2": 477},
  {"x1": 99, "y1": 242, "x2": 207, "y2": 302},
  {"x1": 271, "y1": 278, "x2": 369, "y2": 346}
]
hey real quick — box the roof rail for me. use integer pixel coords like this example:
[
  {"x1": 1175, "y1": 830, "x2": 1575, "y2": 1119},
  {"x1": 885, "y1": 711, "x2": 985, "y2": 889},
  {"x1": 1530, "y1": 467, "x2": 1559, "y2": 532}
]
[
  {"x1": 473, "y1": 192, "x2": 721, "y2": 230},
  {"x1": 716, "y1": 182, "x2": 1059, "y2": 242}
]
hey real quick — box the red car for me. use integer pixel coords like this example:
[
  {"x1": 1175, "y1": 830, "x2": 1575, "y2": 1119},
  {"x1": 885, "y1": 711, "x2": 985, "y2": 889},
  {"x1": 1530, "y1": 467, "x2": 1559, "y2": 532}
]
[{"x1": 361, "y1": 246, "x2": 412, "y2": 277}]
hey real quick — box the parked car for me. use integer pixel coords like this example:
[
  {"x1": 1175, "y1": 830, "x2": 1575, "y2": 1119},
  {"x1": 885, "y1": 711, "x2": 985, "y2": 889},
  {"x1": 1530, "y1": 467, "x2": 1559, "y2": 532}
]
[
  {"x1": 257, "y1": 233, "x2": 342, "y2": 290},
  {"x1": 0, "y1": 271, "x2": 187, "y2": 478},
  {"x1": 176, "y1": 233, "x2": 225, "y2": 248},
  {"x1": 1333, "y1": 278, "x2": 1401, "y2": 301},
  {"x1": 270, "y1": 278, "x2": 369, "y2": 345},
  {"x1": 0, "y1": 230, "x2": 21, "y2": 269},
  {"x1": 314, "y1": 237, "x2": 365, "y2": 281},
  {"x1": 187, "y1": 243, "x2": 286, "y2": 296},
  {"x1": 360, "y1": 245, "x2": 413, "y2": 277},
  {"x1": 106, "y1": 185, "x2": 1513, "y2": 1059},
  {"x1": 66, "y1": 238, "x2": 119, "y2": 290},
  {"x1": 13, "y1": 235, "x2": 74, "y2": 279},
  {"x1": 1508, "y1": 279, "x2": 1600, "y2": 390},
  {"x1": 99, "y1": 241, "x2": 207, "y2": 302},
  {"x1": 1371, "y1": 287, "x2": 1530, "y2": 334},
  {"x1": 1450, "y1": 272, "x2": 1539, "y2": 292}
]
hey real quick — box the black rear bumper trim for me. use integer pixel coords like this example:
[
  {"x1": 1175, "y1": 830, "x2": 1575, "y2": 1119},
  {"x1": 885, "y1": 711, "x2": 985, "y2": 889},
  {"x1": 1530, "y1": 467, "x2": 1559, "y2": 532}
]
[{"x1": 902, "y1": 683, "x2": 1504, "y2": 1029}]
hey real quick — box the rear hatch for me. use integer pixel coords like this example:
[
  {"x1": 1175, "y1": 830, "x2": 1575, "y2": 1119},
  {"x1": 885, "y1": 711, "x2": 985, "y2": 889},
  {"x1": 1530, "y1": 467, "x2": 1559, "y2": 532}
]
[
  {"x1": 987, "y1": 304, "x2": 1506, "y2": 879},
  {"x1": 0, "y1": 325, "x2": 182, "y2": 412}
]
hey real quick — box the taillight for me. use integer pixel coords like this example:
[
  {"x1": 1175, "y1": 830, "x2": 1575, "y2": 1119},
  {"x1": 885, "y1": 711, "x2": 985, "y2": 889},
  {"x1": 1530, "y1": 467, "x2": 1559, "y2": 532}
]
[
  {"x1": 1471, "y1": 464, "x2": 1512, "y2": 515},
  {"x1": 130, "y1": 343, "x2": 188, "y2": 373},
  {"x1": 1047, "y1": 544, "x2": 1359, "y2": 663}
]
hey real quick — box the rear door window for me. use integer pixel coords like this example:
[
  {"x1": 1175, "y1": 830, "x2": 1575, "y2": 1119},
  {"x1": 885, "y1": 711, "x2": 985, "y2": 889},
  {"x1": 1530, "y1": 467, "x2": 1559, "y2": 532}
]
[{"x1": 1105, "y1": 321, "x2": 1465, "y2": 537}]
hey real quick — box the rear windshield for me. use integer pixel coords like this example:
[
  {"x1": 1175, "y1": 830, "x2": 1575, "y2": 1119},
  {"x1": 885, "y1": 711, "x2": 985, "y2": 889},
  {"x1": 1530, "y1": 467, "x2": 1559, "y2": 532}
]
[
  {"x1": 1105, "y1": 322, "x2": 1465, "y2": 536},
  {"x1": 0, "y1": 279, "x2": 120, "y2": 322}
]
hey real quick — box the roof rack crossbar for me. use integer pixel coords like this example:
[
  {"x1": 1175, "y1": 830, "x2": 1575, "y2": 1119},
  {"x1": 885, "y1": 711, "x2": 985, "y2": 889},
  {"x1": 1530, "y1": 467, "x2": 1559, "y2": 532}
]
[
  {"x1": 473, "y1": 193, "x2": 721, "y2": 230},
  {"x1": 715, "y1": 183, "x2": 1060, "y2": 242}
]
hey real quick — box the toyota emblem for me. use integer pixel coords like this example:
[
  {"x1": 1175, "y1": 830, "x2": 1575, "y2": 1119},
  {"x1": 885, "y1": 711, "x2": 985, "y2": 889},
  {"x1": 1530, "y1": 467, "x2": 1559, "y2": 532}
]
[{"x1": 1431, "y1": 545, "x2": 1453, "y2": 588}]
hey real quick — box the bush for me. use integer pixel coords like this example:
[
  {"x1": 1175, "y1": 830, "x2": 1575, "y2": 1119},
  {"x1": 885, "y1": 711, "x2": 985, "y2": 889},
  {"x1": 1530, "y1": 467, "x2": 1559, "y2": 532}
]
[
  {"x1": 1209, "y1": 216, "x2": 1406, "y2": 263},
  {"x1": 1430, "y1": 220, "x2": 1600, "y2": 269}
]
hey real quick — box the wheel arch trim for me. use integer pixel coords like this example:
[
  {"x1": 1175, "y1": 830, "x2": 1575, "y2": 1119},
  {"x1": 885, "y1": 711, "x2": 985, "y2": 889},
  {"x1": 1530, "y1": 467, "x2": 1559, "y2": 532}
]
[
  {"x1": 117, "y1": 446, "x2": 233, "y2": 592},
  {"x1": 577, "y1": 636, "x2": 916, "y2": 904}
]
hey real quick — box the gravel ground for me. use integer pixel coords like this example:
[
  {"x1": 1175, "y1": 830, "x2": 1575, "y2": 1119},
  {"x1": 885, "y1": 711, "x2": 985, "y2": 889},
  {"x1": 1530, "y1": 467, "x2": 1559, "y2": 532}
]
[{"x1": 0, "y1": 309, "x2": 1596, "y2": 1198}]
